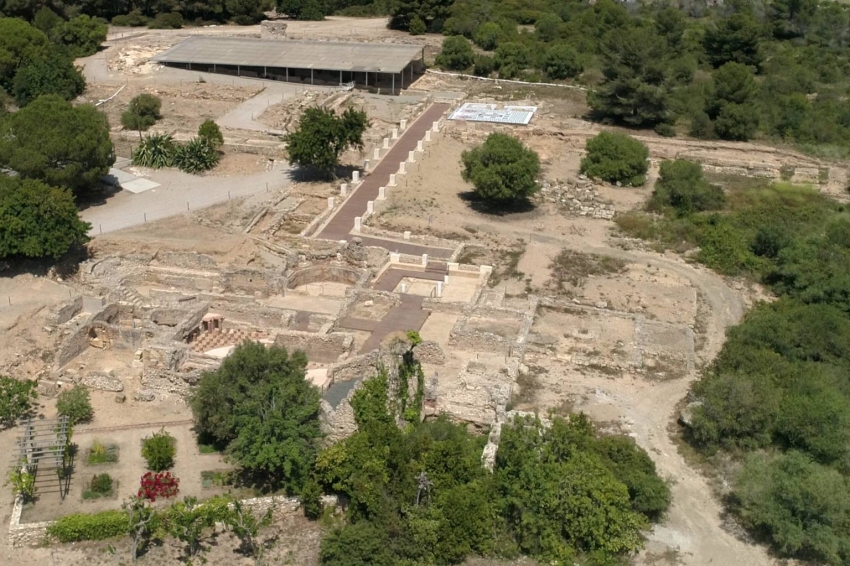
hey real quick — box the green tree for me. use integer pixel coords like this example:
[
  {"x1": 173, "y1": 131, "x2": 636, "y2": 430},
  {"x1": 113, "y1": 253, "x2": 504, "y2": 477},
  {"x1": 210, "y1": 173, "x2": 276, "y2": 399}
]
[
  {"x1": 121, "y1": 93, "x2": 162, "y2": 139},
  {"x1": 435, "y1": 35, "x2": 474, "y2": 71},
  {"x1": 580, "y1": 131, "x2": 649, "y2": 186},
  {"x1": 473, "y1": 21, "x2": 503, "y2": 50},
  {"x1": 33, "y1": 7, "x2": 63, "y2": 35},
  {"x1": 704, "y1": 13, "x2": 763, "y2": 68},
  {"x1": 190, "y1": 342, "x2": 322, "y2": 491},
  {"x1": 173, "y1": 137, "x2": 219, "y2": 174},
  {"x1": 123, "y1": 496, "x2": 158, "y2": 561},
  {"x1": 494, "y1": 41, "x2": 529, "y2": 79},
  {"x1": 197, "y1": 119, "x2": 224, "y2": 148},
  {"x1": 0, "y1": 18, "x2": 50, "y2": 90},
  {"x1": 0, "y1": 376, "x2": 37, "y2": 428},
  {"x1": 544, "y1": 43, "x2": 582, "y2": 80},
  {"x1": 649, "y1": 159, "x2": 726, "y2": 215},
  {"x1": 707, "y1": 62, "x2": 758, "y2": 118},
  {"x1": 165, "y1": 496, "x2": 230, "y2": 564},
  {"x1": 408, "y1": 15, "x2": 426, "y2": 35},
  {"x1": 714, "y1": 102, "x2": 758, "y2": 141},
  {"x1": 594, "y1": 435, "x2": 671, "y2": 519},
  {"x1": 284, "y1": 107, "x2": 368, "y2": 179},
  {"x1": 0, "y1": 177, "x2": 89, "y2": 260},
  {"x1": 461, "y1": 133, "x2": 541, "y2": 204},
  {"x1": 277, "y1": 0, "x2": 326, "y2": 20},
  {"x1": 389, "y1": 0, "x2": 452, "y2": 32},
  {"x1": 12, "y1": 55, "x2": 86, "y2": 107},
  {"x1": 51, "y1": 15, "x2": 108, "y2": 59},
  {"x1": 733, "y1": 451, "x2": 850, "y2": 565},
  {"x1": 57, "y1": 385, "x2": 94, "y2": 425},
  {"x1": 535, "y1": 13, "x2": 562, "y2": 42},
  {"x1": 0, "y1": 94, "x2": 114, "y2": 197},
  {"x1": 589, "y1": 26, "x2": 669, "y2": 127}
]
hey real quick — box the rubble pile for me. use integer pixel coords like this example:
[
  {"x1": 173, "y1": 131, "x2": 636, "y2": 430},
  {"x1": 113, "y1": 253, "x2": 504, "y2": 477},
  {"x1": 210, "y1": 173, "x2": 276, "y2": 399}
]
[{"x1": 539, "y1": 175, "x2": 615, "y2": 219}]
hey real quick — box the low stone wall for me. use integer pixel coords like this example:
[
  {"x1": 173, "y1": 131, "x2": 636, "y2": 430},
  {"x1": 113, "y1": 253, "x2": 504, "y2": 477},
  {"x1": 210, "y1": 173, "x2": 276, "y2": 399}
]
[
  {"x1": 76, "y1": 371, "x2": 124, "y2": 392},
  {"x1": 286, "y1": 264, "x2": 363, "y2": 289},
  {"x1": 170, "y1": 303, "x2": 210, "y2": 342},
  {"x1": 154, "y1": 251, "x2": 218, "y2": 270},
  {"x1": 46, "y1": 296, "x2": 83, "y2": 326},
  {"x1": 222, "y1": 268, "x2": 286, "y2": 297},
  {"x1": 274, "y1": 331, "x2": 354, "y2": 363},
  {"x1": 7, "y1": 494, "x2": 50, "y2": 547},
  {"x1": 54, "y1": 304, "x2": 120, "y2": 368},
  {"x1": 413, "y1": 340, "x2": 445, "y2": 365},
  {"x1": 327, "y1": 350, "x2": 381, "y2": 383}
]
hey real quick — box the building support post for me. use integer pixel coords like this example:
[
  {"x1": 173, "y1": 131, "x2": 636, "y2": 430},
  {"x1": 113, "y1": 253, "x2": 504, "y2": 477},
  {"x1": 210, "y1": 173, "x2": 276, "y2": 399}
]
[
  {"x1": 392, "y1": 73, "x2": 395, "y2": 94},
  {"x1": 311, "y1": 69, "x2": 314, "y2": 85},
  {"x1": 365, "y1": 72, "x2": 368, "y2": 87},
  {"x1": 237, "y1": 64, "x2": 240, "y2": 76},
  {"x1": 264, "y1": 66, "x2": 266, "y2": 78},
  {"x1": 340, "y1": 70, "x2": 342, "y2": 86}
]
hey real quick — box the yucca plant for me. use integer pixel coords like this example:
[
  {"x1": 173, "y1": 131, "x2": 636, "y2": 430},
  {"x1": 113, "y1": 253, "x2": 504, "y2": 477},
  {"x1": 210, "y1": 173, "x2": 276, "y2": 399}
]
[
  {"x1": 173, "y1": 137, "x2": 219, "y2": 174},
  {"x1": 132, "y1": 133, "x2": 176, "y2": 168}
]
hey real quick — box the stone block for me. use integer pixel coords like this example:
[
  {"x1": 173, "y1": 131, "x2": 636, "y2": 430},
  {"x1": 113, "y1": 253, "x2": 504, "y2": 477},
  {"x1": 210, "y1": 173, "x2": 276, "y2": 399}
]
[
  {"x1": 134, "y1": 389, "x2": 156, "y2": 402},
  {"x1": 114, "y1": 393, "x2": 126, "y2": 403}
]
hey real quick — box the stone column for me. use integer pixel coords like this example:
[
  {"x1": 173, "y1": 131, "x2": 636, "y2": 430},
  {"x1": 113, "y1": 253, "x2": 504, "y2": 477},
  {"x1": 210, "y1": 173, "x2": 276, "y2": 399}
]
[
  {"x1": 374, "y1": 147, "x2": 380, "y2": 160},
  {"x1": 367, "y1": 201, "x2": 374, "y2": 214},
  {"x1": 400, "y1": 119, "x2": 407, "y2": 131},
  {"x1": 340, "y1": 183, "x2": 348, "y2": 196},
  {"x1": 383, "y1": 138, "x2": 389, "y2": 149},
  {"x1": 432, "y1": 121, "x2": 439, "y2": 132},
  {"x1": 389, "y1": 174, "x2": 397, "y2": 187},
  {"x1": 327, "y1": 197, "x2": 334, "y2": 209},
  {"x1": 421, "y1": 253, "x2": 428, "y2": 266},
  {"x1": 425, "y1": 130, "x2": 431, "y2": 142},
  {"x1": 392, "y1": 128, "x2": 399, "y2": 140},
  {"x1": 404, "y1": 231, "x2": 411, "y2": 240},
  {"x1": 352, "y1": 170, "x2": 360, "y2": 183},
  {"x1": 378, "y1": 187, "x2": 386, "y2": 200},
  {"x1": 408, "y1": 151, "x2": 415, "y2": 163},
  {"x1": 399, "y1": 162, "x2": 406, "y2": 175},
  {"x1": 417, "y1": 140, "x2": 423, "y2": 152},
  {"x1": 436, "y1": 281, "x2": 443, "y2": 298},
  {"x1": 354, "y1": 217, "x2": 361, "y2": 232}
]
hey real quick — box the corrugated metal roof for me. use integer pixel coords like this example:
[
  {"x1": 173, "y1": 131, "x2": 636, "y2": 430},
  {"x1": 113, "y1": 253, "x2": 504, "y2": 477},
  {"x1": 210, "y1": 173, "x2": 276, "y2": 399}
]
[{"x1": 153, "y1": 36, "x2": 422, "y2": 74}]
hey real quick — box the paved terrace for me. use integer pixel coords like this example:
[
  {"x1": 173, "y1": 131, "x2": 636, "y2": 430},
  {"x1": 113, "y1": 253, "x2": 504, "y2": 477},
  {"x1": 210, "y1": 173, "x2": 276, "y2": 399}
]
[{"x1": 317, "y1": 102, "x2": 453, "y2": 259}]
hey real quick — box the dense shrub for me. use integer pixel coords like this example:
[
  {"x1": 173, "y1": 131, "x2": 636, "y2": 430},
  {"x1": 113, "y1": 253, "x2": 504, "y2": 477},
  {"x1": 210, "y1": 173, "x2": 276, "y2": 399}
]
[
  {"x1": 132, "y1": 133, "x2": 176, "y2": 168},
  {"x1": 57, "y1": 385, "x2": 94, "y2": 425},
  {"x1": 649, "y1": 160, "x2": 726, "y2": 215},
  {"x1": 544, "y1": 43, "x2": 582, "y2": 80},
  {"x1": 112, "y1": 11, "x2": 149, "y2": 26},
  {"x1": 473, "y1": 21, "x2": 502, "y2": 50},
  {"x1": 580, "y1": 131, "x2": 649, "y2": 187},
  {"x1": 173, "y1": 137, "x2": 219, "y2": 173},
  {"x1": 408, "y1": 15, "x2": 426, "y2": 35},
  {"x1": 147, "y1": 12, "x2": 184, "y2": 29},
  {"x1": 435, "y1": 36, "x2": 474, "y2": 71},
  {"x1": 0, "y1": 376, "x2": 37, "y2": 427},
  {"x1": 461, "y1": 133, "x2": 541, "y2": 204},
  {"x1": 714, "y1": 103, "x2": 758, "y2": 141},
  {"x1": 138, "y1": 471, "x2": 180, "y2": 502},
  {"x1": 12, "y1": 55, "x2": 86, "y2": 107},
  {"x1": 48, "y1": 510, "x2": 128, "y2": 542},
  {"x1": 733, "y1": 451, "x2": 850, "y2": 565},
  {"x1": 197, "y1": 119, "x2": 224, "y2": 148},
  {"x1": 141, "y1": 429, "x2": 176, "y2": 471},
  {"x1": 121, "y1": 93, "x2": 162, "y2": 134},
  {"x1": 473, "y1": 54, "x2": 496, "y2": 77},
  {"x1": 494, "y1": 42, "x2": 530, "y2": 78}
]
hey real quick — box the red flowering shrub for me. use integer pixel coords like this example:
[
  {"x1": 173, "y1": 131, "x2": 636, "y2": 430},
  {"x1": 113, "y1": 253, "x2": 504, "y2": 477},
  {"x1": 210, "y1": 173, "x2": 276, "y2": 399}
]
[{"x1": 138, "y1": 471, "x2": 179, "y2": 502}]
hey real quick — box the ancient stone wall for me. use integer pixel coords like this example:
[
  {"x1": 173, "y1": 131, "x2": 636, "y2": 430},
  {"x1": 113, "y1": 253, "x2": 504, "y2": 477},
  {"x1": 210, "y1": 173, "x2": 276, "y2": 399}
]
[
  {"x1": 286, "y1": 264, "x2": 363, "y2": 289},
  {"x1": 412, "y1": 340, "x2": 445, "y2": 365},
  {"x1": 327, "y1": 350, "x2": 381, "y2": 382},
  {"x1": 46, "y1": 296, "x2": 83, "y2": 326},
  {"x1": 54, "y1": 304, "x2": 120, "y2": 368},
  {"x1": 170, "y1": 304, "x2": 210, "y2": 341},
  {"x1": 274, "y1": 331, "x2": 354, "y2": 363},
  {"x1": 154, "y1": 251, "x2": 218, "y2": 270},
  {"x1": 222, "y1": 268, "x2": 285, "y2": 297},
  {"x1": 260, "y1": 20, "x2": 288, "y2": 39}
]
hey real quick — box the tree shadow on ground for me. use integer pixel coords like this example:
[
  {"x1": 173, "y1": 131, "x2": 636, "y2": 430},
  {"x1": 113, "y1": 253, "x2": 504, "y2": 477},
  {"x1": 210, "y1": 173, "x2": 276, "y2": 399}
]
[
  {"x1": 459, "y1": 190, "x2": 537, "y2": 216},
  {"x1": 0, "y1": 244, "x2": 90, "y2": 280},
  {"x1": 285, "y1": 164, "x2": 360, "y2": 183},
  {"x1": 75, "y1": 182, "x2": 122, "y2": 213}
]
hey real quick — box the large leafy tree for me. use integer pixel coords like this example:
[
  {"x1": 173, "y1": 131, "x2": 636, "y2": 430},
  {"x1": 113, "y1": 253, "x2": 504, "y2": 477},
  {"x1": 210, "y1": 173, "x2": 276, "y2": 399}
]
[
  {"x1": 649, "y1": 159, "x2": 726, "y2": 215},
  {"x1": 284, "y1": 107, "x2": 368, "y2": 179},
  {"x1": 707, "y1": 61, "x2": 758, "y2": 119},
  {"x1": 51, "y1": 15, "x2": 108, "y2": 59},
  {"x1": 0, "y1": 176, "x2": 90, "y2": 259},
  {"x1": 12, "y1": 54, "x2": 85, "y2": 107},
  {"x1": 190, "y1": 342, "x2": 322, "y2": 491},
  {"x1": 0, "y1": 17, "x2": 50, "y2": 90},
  {"x1": 460, "y1": 133, "x2": 540, "y2": 204},
  {"x1": 435, "y1": 35, "x2": 474, "y2": 71},
  {"x1": 589, "y1": 26, "x2": 669, "y2": 127},
  {"x1": 0, "y1": 94, "x2": 114, "y2": 197},
  {"x1": 121, "y1": 93, "x2": 162, "y2": 139}
]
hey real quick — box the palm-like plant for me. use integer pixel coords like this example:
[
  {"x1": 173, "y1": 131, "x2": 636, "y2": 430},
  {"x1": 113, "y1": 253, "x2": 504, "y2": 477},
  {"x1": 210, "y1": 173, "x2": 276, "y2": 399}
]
[
  {"x1": 132, "y1": 133, "x2": 176, "y2": 168},
  {"x1": 173, "y1": 137, "x2": 219, "y2": 174}
]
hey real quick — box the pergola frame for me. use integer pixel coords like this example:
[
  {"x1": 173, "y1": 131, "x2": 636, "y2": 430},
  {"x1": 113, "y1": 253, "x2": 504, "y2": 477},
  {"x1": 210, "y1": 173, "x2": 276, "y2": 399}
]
[{"x1": 12, "y1": 416, "x2": 73, "y2": 500}]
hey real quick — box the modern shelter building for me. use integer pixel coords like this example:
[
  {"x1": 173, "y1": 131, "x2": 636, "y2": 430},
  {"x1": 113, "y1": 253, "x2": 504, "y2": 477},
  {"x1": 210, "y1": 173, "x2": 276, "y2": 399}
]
[{"x1": 153, "y1": 36, "x2": 425, "y2": 94}]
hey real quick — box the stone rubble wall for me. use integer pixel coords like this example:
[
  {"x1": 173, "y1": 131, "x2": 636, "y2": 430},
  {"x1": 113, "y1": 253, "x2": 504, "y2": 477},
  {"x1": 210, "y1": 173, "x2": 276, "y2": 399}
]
[
  {"x1": 54, "y1": 304, "x2": 120, "y2": 369},
  {"x1": 273, "y1": 331, "x2": 354, "y2": 363},
  {"x1": 46, "y1": 296, "x2": 83, "y2": 326},
  {"x1": 539, "y1": 176, "x2": 615, "y2": 219},
  {"x1": 412, "y1": 340, "x2": 445, "y2": 365}
]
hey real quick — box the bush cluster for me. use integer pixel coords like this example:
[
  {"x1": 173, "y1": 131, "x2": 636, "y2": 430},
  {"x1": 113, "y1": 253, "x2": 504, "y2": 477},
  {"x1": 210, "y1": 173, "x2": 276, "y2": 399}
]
[
  {"x1": 141, "y1": 429, "x2": 176, "y2": 471},
  {"x1": 580, "y1": 131, "x2": 649, "y2": 187},
  {"x1": 56, "y1": 385, "x2": 94, "y2": 425},
  {"x1": 48, "y1": 510, "x2": 128, "y2": 542},
  {"x1": 461, "y1": 133, "x2": 541, "y2": 204}
]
